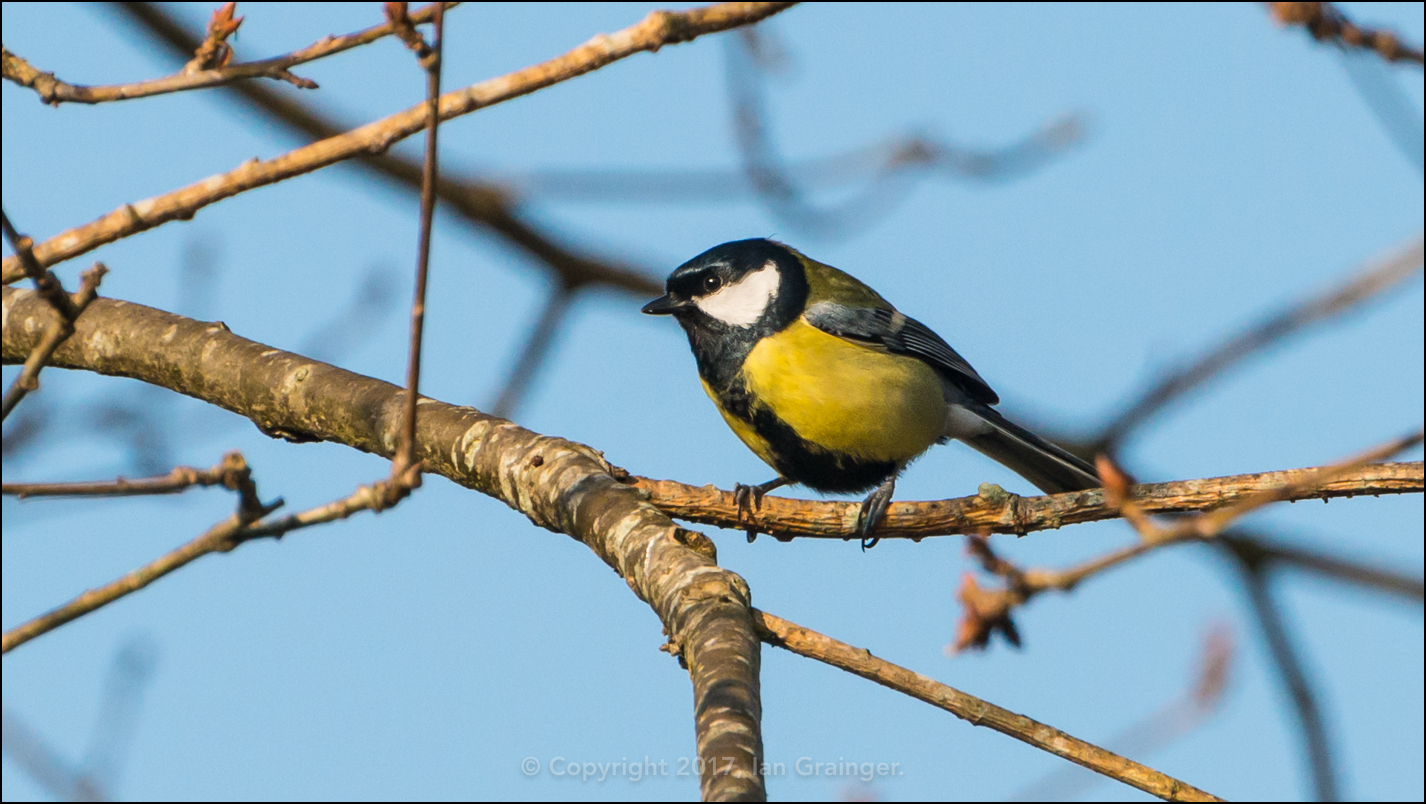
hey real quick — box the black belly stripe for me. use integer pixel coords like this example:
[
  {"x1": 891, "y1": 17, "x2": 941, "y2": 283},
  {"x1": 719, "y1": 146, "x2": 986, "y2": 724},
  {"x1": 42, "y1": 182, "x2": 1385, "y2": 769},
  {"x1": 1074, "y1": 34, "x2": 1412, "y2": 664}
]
[{"x1": 714, "y1": 375, "x2": 897, "y2": 494}]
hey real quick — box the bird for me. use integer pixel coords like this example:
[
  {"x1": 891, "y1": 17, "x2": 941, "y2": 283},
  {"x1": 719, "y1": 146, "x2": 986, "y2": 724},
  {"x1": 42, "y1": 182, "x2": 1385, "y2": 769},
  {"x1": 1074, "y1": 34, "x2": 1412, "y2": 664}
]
[{"x1": 641, "y1": 238, "x2": 1099, "y2": 548}]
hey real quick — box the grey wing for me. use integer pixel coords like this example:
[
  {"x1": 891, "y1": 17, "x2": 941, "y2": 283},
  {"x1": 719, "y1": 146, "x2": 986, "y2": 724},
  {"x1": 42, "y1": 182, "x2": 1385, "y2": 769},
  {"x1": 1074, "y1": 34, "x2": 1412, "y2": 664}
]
[{"x1": 804, "y1": 301, "x2": 999, "y2": 405}]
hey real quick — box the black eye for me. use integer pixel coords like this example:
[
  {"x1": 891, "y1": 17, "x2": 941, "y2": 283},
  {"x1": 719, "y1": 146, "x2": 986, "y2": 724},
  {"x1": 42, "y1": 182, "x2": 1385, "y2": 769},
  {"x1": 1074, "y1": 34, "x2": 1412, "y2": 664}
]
[{"x1": 702, "y1": 275, "x2": 723, "y2": 293}]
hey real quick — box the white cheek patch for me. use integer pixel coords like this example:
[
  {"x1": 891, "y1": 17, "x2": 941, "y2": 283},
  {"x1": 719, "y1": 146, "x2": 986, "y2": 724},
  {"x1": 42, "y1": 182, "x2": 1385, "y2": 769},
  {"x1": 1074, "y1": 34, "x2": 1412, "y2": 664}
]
[{"x1": 694, "y1": 261, "x2": 779, "y2": 327}]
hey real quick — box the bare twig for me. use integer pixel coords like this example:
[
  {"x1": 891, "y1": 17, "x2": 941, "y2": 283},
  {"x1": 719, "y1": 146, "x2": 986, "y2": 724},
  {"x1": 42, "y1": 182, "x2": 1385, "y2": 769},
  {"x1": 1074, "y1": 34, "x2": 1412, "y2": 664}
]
[
  {"x1": 1, "y1": 263, "x2": 107, "y2": 420},
  {"x1": 1093, "y1": 237, "x2": 1424, "y2": 452},
  {"x1": 1, "y1": 452, "x2": 282, "y2": 654},
  {"x1": 498, "y1": 119, "x2": 1084, "y2": 203},
  {"x1": 2, "y1": 708, "x2": 102, "y2": 802},
  {"x1": 1102, "y1": 430, "x2": 1425, "y2": 544},
  {"x1": 1271, "y1": 2, "x2": 1424, "y2": 65},
  {"x1": 723, "y1": 27, "x2": 1084, "y2": 239},
  {"x1": 1221, "y1": 531, "x2": 1424, "y2": 601},
  {"x1": 183, "y1": 2, "x2": 242, "y2": 73},
  {"x1": 490, "y1": 285, "x2": 574, "y2": 419},
  {"x1": 0, "y1": 472, "x2": 430, "y2": 654},
  {"x1": 945, "y1": 433, "x2": 1423, "y2": 651},
  {"x1": 2, "y1": 211, "x2": 78, "y2": 317},
  {"x1": 1, "y1": 3, "x2": 457, "y2": 105},
  {"x1": 1231, "y1": 552, "x2": 1339, "y2": 801},
  {"x1": 752, "y1": 609, "x2": 1223, "y2": 801},
  {"x1": 1338, "y1": 50, "x2": 1425, "y2": 174},
  {"x1": 383, "y1": 1, "x2": 445, "y2": 502},
  {"x1": 2, "y1": 1, "x2": 796, "y2": 284},
  {"x1": 4, "y1": 451, "x2": 253, "y2": 498}
]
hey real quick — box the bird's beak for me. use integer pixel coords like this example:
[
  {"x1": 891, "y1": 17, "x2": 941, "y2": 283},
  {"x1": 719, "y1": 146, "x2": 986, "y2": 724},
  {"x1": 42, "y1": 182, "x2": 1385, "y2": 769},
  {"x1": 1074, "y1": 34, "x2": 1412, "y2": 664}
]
[{"x1": 641, "y1": 294, "x2": 688, "y2": 315}]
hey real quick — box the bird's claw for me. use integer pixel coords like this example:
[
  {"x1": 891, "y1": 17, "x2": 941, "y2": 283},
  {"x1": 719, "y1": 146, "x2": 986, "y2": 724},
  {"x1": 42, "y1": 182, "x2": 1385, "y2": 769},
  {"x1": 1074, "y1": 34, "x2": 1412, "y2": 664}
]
[
  {"x1": 856, "y1": 477, "x2": 897, "y2": 550},
  {"x1": 734, "y1": 478, "x2": 786, "y2": 543}
]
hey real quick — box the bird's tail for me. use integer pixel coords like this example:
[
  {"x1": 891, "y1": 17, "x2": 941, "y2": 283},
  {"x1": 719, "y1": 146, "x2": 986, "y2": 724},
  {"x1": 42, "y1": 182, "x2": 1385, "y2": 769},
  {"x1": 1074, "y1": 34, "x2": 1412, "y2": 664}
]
[{"x1": 958, "y1": 406, "x2": 1100, "y2": 494}]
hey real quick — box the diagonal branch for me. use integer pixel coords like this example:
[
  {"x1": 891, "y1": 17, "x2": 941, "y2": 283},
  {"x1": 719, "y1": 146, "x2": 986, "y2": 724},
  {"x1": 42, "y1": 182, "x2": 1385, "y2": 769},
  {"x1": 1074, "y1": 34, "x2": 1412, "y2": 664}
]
[
  {"x1": 2, "y1": 451, "x2": 282, "y2": 653},
  {"x1": 490, "y1": 284, "x2": 574, "y2": 419},
  {"x1": 1220, "y1": 531, "x2": 1424, "y2": 601},
  {"x1": 115, "y1": 1, "x2": 661, "y2": 299},
  {"x1": 1270, "y1": 2, "x2": 1425, "y2": 65},
  {"x1": 1, "y1": 1, "x2": 797, "y2": 284},
  {"x1": 753, "y1": 610, "x2": 1222, "y2": 801},
  {"x1": 1231, "y1": 552, "x2": 1339, "y2": 801},
  {"x1": 1092, "y1": 236, "x2": 1423, "y2": 452}
]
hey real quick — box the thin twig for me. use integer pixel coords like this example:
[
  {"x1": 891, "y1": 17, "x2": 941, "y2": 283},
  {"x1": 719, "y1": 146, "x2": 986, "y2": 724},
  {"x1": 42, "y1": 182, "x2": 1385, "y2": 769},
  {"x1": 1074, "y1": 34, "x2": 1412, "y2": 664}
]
[
  {"x1": 1270, "y1": 2, "x2": 1424, "y2": 65},
  {"x1": 501, "y1": 116, "x2": 1086, "y2": 202},
  {"x1": 3, "y1": 452, "x2": 251, "y2": 498},
  {"x1": 1221, "y1": 531, "x2": 1424, "y2": 601},
  {"x1": 2, "y1": 211, "x2": 78, "y2": 318},
  {"x1": 724, "y1": 27, "x2": 1084, "y2": 239},
  {"x1": 1, "y1": 452, "x2": 282, "y2": 654},
  {"x1": 0, "y1": 466, "x2": 428, "y2": 654},
  {"x1": 0, "y1": 263, "x2": 107, "y2": 420},
  {"x1": 2, "y1": 708, "x2": 102, "y2": 801},
  {"x1": 1102, "y1": 430, "x2": 1425, "y2": 543},
  {"x1": 385, "y1": 1, "x2": 444, "y2": 498},
  {"x1": 946, "y1": 432, "x2": 1423, "y2": 651},
  {"x1": 752, "y1": 609, "x2": 1223, "y2": 801},
  {"x1": 2, "y1": 1, "x2": 797, "y2": 284},
  {"x1": 1, "y1": 3, "x2": 457, "y2": 105},
  {"x1": 1093, "y1": 237, "x2": 1423, "y2": 452},
  {"x1": 1231, "y1": 552, "x2": 1339, "y2": 801}
]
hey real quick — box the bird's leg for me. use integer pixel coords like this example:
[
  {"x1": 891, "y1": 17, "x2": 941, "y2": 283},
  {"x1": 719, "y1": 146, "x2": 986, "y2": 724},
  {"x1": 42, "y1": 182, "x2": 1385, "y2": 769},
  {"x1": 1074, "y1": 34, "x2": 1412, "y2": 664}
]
[
  {"x1": 856, "y1": 476, "x2": 897, "y2": 550},
  {"x1": 734, "y1": 477, "x2": 787, "y2": 542}
]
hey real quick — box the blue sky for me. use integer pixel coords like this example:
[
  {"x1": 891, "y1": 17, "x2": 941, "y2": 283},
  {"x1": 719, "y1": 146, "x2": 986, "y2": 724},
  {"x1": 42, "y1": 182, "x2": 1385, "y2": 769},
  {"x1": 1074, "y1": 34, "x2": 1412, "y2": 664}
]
[{"x1": 3, "y1": 2, "x2": 1422, "y2": 800}]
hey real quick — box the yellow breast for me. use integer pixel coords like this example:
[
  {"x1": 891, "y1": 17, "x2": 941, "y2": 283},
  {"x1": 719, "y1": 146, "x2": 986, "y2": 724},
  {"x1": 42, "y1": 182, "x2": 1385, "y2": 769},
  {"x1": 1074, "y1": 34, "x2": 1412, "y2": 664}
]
[{"x1": 738, "y1": 318, "x2": 946, "y2": 464}]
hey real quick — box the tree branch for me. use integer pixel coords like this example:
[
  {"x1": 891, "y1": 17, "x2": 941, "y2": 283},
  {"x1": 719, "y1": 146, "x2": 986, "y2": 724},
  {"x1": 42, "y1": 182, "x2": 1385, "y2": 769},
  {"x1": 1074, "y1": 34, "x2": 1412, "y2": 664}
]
[
  {"x1": 634, "y1": 461, "x2": 1421, "y2": 540},
  {"x1": 2, "y1": 451, "x2": 282, "y2": 653},
  {"x1": 112, "y1": 1, "x2": 663, "y2": 299},
  {"x1": 1092, "y1": 236, "x2": 1423, "y2": 451},
  {"x1": 4, "y1": 451, "x2": 253, "y2": 498},
  {"x1": 1, "y1": 3, "x2": 456, "y2": 105},
  {"x1": 752, "y1": 610, "x2": 1222, "y2": 801},
  {"x1": 1270, "y1": 2, "x2": 1425, "y2": 65},
  {"x1": 1, "y1": 1, "x2": 797, "y2": 284},
  {"x1": 0, "y1": 285, "x2": 767, "y2": 800},
  {"x1": 1231, "y1": 553, "x2": 1339, "y2": 801}
]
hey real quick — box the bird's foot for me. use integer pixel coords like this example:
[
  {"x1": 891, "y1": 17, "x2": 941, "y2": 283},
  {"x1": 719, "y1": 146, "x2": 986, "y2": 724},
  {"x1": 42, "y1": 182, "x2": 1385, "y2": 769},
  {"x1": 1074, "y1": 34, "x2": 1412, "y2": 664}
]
[
  {"x1": 734, "y1": 477, "x2": 787, "y2": 542},
  {"x1": 856, "y1": 477, "x2": 897, "y2": 550}
]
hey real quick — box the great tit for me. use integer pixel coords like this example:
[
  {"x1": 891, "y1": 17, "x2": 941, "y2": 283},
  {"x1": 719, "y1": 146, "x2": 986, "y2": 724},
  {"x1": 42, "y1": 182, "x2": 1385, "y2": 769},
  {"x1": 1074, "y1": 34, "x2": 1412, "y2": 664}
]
[{"x1": 642, "y1": 238, "x2": 1099, "y2": 548}]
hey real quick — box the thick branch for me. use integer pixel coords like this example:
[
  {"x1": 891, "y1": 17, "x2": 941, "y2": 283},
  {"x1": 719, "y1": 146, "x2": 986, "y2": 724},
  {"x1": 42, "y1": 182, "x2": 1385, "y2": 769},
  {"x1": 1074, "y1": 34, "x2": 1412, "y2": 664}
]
[
  {"x1": 752, "y1": 610, "x2": 1221, "y2": 801},
  {"x1": 0, "y1": 285, "x2": 766, "y2": 801},
  {"x1": 1, "y1": 1, "x2": 796, "y2": 284}
]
